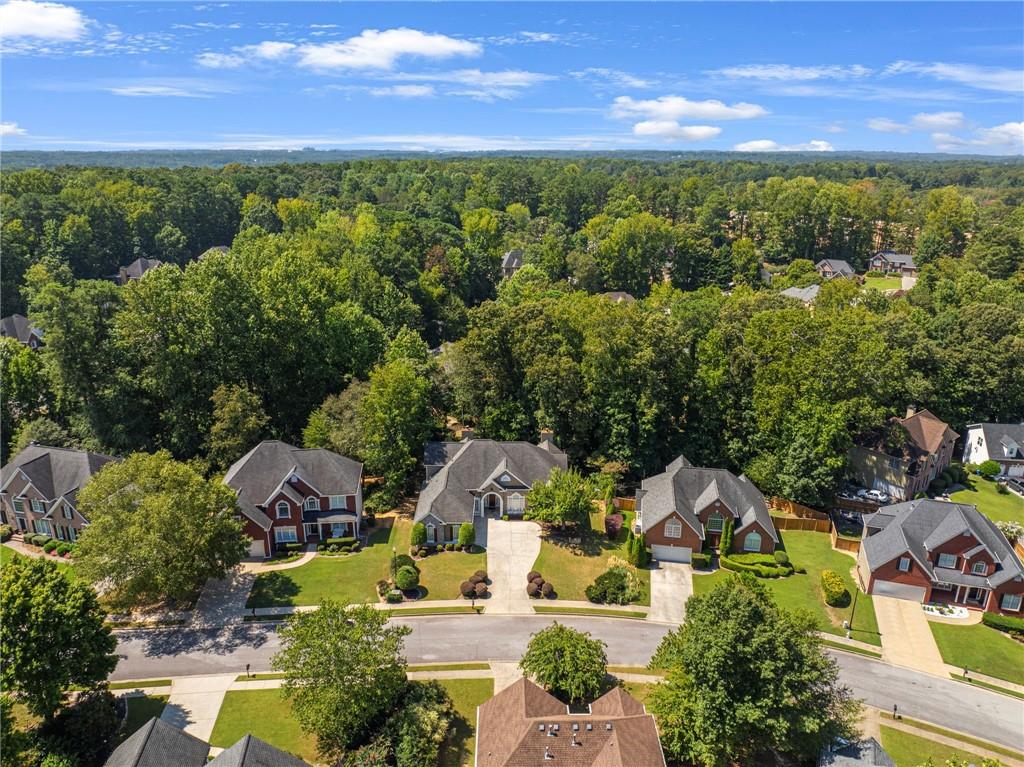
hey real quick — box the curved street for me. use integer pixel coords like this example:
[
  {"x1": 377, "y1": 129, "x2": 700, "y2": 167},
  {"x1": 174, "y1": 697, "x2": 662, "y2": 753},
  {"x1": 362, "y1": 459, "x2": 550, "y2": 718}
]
[{"x1": 111, "y1": 614, "x2": 1024, "y2": 752}]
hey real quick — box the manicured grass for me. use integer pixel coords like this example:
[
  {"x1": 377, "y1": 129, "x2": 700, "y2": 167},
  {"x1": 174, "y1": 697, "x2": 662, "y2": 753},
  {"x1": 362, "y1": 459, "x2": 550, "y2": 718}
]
[
  {"x1": 391, "y1": 518, "x2": 488, "y2": 601},
  {"x1": 388, "y1": 605, "x2": 482, "y2": 616},
  {"x1": 1, "y1": 545, "x2": 74, "y2": 575},
  {"x1": 235, "y1": 672, "x2": 286, "y2": 681},
  {"x1": 120, "y1": 695, "x2": 168, "y2": 742},
  {"x1": 818, "y1": 638, "x2": 883, "y2": 658},
  {"x1": 620, "y1": 681, "x2": 656, "y2": 706},
  {"x1": 108, "y1": 679, "x2": 171, "y2": 690},
  {"x1": 881, "y1": 713, "x2": 1024, "y2": 762},
  {"x1": 210, "y1": 689, "x2": 318, "y2": 763},
  {"x1": 954, "y1": 673, "x2": 1024, "y2": 700},
  {"x1": 880, "y1": 726, "x2": 991, "y2": 767},
  {"x1": 607, "y1": 665, "x2": 665, "y2": 677},
  {"x1": 438, "y1": 678, "x2": 494, "y2": 767},
  {"x1": 692, "y1": 530, "x2": 882, "y2": 645},
  {"x1": 407, "y1": 663, "x2": 490, "y2": 672},
  {"x1": 929, "y1": 621, "x2": 1024, "y2": 686},
  {"x1": 530, "y1": 510, "x2": 650, "y2": 605},
  {"x1": 950, "y1": 476, "x2": 1024, "y2": 525},
  {"x1": 532, "y1": 605, "x2": 648, "y2": 619},
  {"x1": 862, "y1": 275, "x2": 904, "y2": 292}
]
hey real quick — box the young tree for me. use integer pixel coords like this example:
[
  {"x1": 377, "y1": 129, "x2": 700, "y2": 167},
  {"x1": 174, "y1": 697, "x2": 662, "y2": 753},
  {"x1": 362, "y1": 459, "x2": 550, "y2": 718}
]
[
  {"x1": 206, "y1": 383, "x2": 269, "y2": 471},
  {"x1": 75, "y1": 451, "x2": 246, "y2": 608},
  {"x1": 978, "y1": 460, "x2": 1001, "y2": 478},
  {"x1": 0, "y1": 557, "x2": 116, "y2": 720},
  {"x1": 458, "y1": 522, "x2": 476, "y2": 548},
  {"x1": 524, "y1": 468, "x2": 593, "y2": 528},
  {"x1": 272, "y1": 601, "x2": 411, "y2": 759},
  {"x1": 519, "y1": 622, "x2": 608, "y2": 705},
  {"x1": 649, "y1": 576, "x2": 859, "y2": 766}
]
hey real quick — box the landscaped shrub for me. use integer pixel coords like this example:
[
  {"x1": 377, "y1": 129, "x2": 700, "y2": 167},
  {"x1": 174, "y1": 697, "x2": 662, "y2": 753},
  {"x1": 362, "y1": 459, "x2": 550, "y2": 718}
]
[
  {"x1": 501, "y1": 514, "x2": 509, "y2": 521},
  {"x1": 395, "y1": 566, "x2": 420, "y2": 591},
  {"x1": 341, "y1": 545, "x2": 352, "y2": 553},
  {"x1": 690, "y1": 551, "x2": 711, "y2": 569},
  {"x1": 719, "y1": 518, "x2": 734, "y2": 553},
  {"x1": 468, "y1": 573, "x2": 483, "y2": 585},
  {"x1": 982, "y1": 611, "x2": 1024, "y2": 636},
  {"x1": 604, "y1": 514, "x2": 623, "y2": 540},
  {"x1": 351, "y1": 540, "x2": 361, "y2": 551},
  {"x1": 585, "y1": 566, "x2": 641, "y2": 605},
  {"x1": 774, "y1": 550, "x2": 790, "y2": 565},
  {"x1": 474, "y1": 569, "x2": 487, "y2": 582},
  {"x1": 325, "y1": 536, "x2": 356, "y2": 548},
  {"x1": 474, "y1": 582, "x2": 488, "y2": 598},
  {"x1": 55, "y1": 543, "x2": 73, "y2": 556},
  {"x1": 385, "y1": 590, "x2": 403, "y2": 604},
  {"x1": 540, "y1": 582, "x2": 554, "y2": 598},
  {"x1": 458, "y1": 523, "x2": 475, "y2": 548},
  {"x1": 940, "y1": 470, "x2": 954, "y2": 486},
  {"x1": 282, "y1": 542, "x2": 303, "y2": 553},
  {"x1": 527, "y1": 570, "x2": 542, "y2": 583},
  {"x1": 460, "y1": 581, "x2": 474, "y2": 598},
  {"x1": 719, "y1": 554, "x2": 792, "y2": 579},
  {"x1": 820, "y1": 569, "x2": 850, "y2": 607},
  {"x1": 635, "y1": 533, "x2": 650, "y2": 567},
  {"x1": 393, "y1": 554, "x2": 417, "y2": 572},
  {"x1": 929, "y1": 478, "x2": 947, "y2": 493},
  {"x1": 418, "y1": 547, "x2": 428, "y2": 557},
  {"x1": 43, "y1": 540, "x2": 58, "y2": 553},
  {"x1": 409, "y1": 546, "x2": 419, "y2": 556},
  {"x1": 377, "y1": 580, "x2": 391, "y2": 597},
  {"x1": 526, "y1": 581, "x2": 541, "y2": 597},
  {"x1": 978, "y1": 460, "x2": 1001, "y2": 478},
  {"x1": 443, "y1": 543, "x2": 453, "y2": 552},
  {"x1": 996, "y1": 521, "x2": 1024, "y2": 543},
  {"x1": 0, "y1": 525, "x2": 11, "y2": 542},
  {"x1": 997, "y1": 483, "x2": 1010, "y2": 495},
  {"x1": 410, "y1": 522, "x2": 427, "y2": 547}
]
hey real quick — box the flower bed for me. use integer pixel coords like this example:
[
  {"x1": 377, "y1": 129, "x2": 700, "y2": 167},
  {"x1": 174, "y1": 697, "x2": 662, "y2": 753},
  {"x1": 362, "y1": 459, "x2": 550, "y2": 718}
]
[{"x1": 923, "y1": 603, "x2": 970, "y2": 620}]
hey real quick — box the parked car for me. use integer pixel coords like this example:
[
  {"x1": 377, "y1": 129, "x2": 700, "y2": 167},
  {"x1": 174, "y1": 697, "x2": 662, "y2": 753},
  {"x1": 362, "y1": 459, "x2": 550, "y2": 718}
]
[
  {"x1": 864, "y1": 489, "x2": 890, "y2": 503},
  {"x1": 855, "y1": 488, "x2": 871, "y2": 500}
]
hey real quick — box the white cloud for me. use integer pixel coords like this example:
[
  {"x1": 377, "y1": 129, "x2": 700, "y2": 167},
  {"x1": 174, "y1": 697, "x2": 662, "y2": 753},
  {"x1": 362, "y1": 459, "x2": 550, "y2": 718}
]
[
  {"x1": 0, "y1": 0, "x2": 88, "y2": 40},
  {"x1": 520, "y1": 31, "x2": 559, "y2": 43},
  {"x1": 611, "y1": 95, "x2": 768, "y2": 121},
  {"x1": 197, "y1": 41, "x2": 296, "y2": 69},
  {"x1": 392, "y1": 68, "x2": 555, "y2": 100},
  {"x1": 296, "y1": 28, "x2": 480, "y2": 70},
  {"x1": 884, "y1": 61, "x2": 1023, "y2": 93},
  {"x1": 633, "y1": 121, "x2": 720, "y2": 141},
  {"x1": 933, "y1": 122, "x2": 1024, "y2": 153},
  {"x1": 108, "y1": 85, "x2": 213, "y2": 98},
  {"x1": 910, "y1": 111, "x2": 965, "y2": 131},
  {"x1": 867, "y1": 117, "x2": 911, "y2": 134},
  {"x1": 105, "y1": 79, "x2": 235, "y2": 98},
  {"x1": 733, "y1": 139, "x2": 834, "y2": 152},
  {"x1": 712, "y1": 64, "x2": 872, "y2": 81},
  {"x1": 570, "y1": 68, "x2": 654, "y2": 89},
  {"x1": 368, "y1": 84, "x2": 435, "y2": 98},
  {"x1": 195, "y1": 52, "x2": 245, "y2": 69},
  {"x1": 823, "y1": 123, "x2": 845, "y2": 134},
  {"x1": 243, "y1": 41, "x2": 296, "y2": 60},
  {"x1": 0, "y1": 122, "x2": 27, "y2": 136}
]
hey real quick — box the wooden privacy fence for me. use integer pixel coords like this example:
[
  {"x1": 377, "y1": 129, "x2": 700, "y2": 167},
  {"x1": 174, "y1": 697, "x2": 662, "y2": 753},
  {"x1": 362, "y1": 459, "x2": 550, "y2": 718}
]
[
  {"x1": 1016, "y1": 540, "x2": 1024, "y2": 562},
  {"x1": 771, "y1": 515, "x2": 831, "y2": 533},
  {"x1": 613, "y1": 497, "x2": 636, "y2": 512},
  {"x1": 830, "y1": 521, "x2": 861, "y2": 553},
  {"x1": 769, "y1": 497, "x2": 829, "y2": 520}
]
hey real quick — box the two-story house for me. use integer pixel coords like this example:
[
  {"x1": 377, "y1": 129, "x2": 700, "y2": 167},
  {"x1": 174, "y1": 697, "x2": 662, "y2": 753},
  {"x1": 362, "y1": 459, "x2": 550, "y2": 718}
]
[
  {"x1": 857, "y1": 499, "x2": 1024, "y2": 615},
  {"x1": 223, "y1": 440, "x2": 363, "y2": 558},
  {"x1": 635, "y1": 454, "x2": 778, "y2": 563},
  {"x1": 848, "y1": 408, "x2": 958, "y2": 501},
  {"x1": 0, "y1": 444, "x2": 120, "y2": 541},
  {"x1": 116, "y1": 257, "x2": 164, "y2": 285},
  {"x1": 415, "y1": 432, "x2": 567, "y2": 544},
  {"x1": 0, "y1": 314, "x2": 44, "y2": 350},
  {"x1": 962, "y1": 423, "x2": 1024, "y2": 479},
  {"x1": 500, "y1": 249, "x2": 524, "y2": 279},
  {"x1": 868, "y1": 250, "x2": 917, "y2": 276},
  {"x1": 815, "y1": 259, "x2": 856, "y2": 280}
]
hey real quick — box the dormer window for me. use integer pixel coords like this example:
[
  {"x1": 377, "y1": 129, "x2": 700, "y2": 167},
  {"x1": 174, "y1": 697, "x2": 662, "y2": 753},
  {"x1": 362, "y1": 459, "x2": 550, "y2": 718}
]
[
  {"x1": 972, "y1": 561, "x2": 987, "y2": 575},
  {"x1": 304, "y1": 497, "x2": 319, "y2": 511},
  {"x1": 289, "y1": 473, "x2": 300, "y2": 484}
]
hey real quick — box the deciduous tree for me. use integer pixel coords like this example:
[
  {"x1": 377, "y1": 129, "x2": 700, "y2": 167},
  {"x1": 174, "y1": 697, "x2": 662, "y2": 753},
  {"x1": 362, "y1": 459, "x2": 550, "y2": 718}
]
[{"x1": 519, "y1": 622, "x2": 608, "y2": 704}]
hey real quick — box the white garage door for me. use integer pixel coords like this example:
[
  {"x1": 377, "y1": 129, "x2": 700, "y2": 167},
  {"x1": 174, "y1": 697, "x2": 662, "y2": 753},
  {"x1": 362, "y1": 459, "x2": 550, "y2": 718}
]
[
  {"x1": 248, "y1": 539, "x2": 266, "y2": 558},
  {"x1": 872, "y1": 580, "x2": 926, "y2": 602},
  {"x1": 651, "y1": 545, "x2": 691, "y2": 564}
]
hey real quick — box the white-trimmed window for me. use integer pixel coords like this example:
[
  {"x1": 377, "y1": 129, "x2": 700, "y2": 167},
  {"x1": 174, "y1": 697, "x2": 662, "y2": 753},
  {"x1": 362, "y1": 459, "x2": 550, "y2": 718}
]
[
  {"x1": 743, "y1": 532, "x2": 762, "y2": 552},
  {"x1": 274, "y1": 526, "x2": 298, "y2": 544},
  {"x1": 972, "y1": 561, "x2": 987, "y2": 575},
  {"x1": 63, "y1": 504, "x2": 73, "y2": 519},
  {"x1": 34, "y1": 519, "x2": 52, "y2": 536},
  {"x1": 329, "y1": 495, "x2": 346, "y2": 510},
  {"x1": 68, "y1": 527, "x2": 77, "y2": 542},
  {"x1": 304, "y1": 497, "x2": 319, "y2": 511},
  {"x1": 937, "y1": 553, "x2": 957, "y2": 569},
  {"x1": 30, "y1": 499, "x2": 44, "y2": 514},
  {"x1": 12, "y1": 499, "x2": 24, "y2": 514},
  {"x1": 706, "y1": 513, "x2": 724, "y2": 533},
  {"x1": 1000, "y1": 593, "x2": 1022, "y2": 612},
  {"x1": 426, "y1": 525, "x2": 436, "y2": 544},
  {"x1": 276, "y1": 501, "x2": 291, "y2": 519},
  {"x1": 897, "y1": 557, "x2": 911, "y2": 572},
  {"x1": 664, "y1": 518, "x2": 682, "y2": 539},
  {"x1": 508, "y1": 493, "x2": 525, "y2": 513},
  {"x1": 932, "y1": 582, "x2": 954, "y2": 592}
]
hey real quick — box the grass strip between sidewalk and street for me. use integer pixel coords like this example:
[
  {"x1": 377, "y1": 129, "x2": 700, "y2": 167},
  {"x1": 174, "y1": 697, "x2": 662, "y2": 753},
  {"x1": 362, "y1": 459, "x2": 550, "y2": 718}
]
[
  {"x1": 818, "y1": 638, "x2": 883, "y2": 659},
  {"x1": 952, "y1": 673, "x2": 1024, "y2": 701},
  {"x1": 387, "y1": 605, "x2": 482, "y2": 617},
  {"x1": 407, "y1": 662, "x2": 491, "y2": 672},
  {"x1": 532, "y1": 605, "x2": 648, "y2": 619},
  {"x1": 108, "y1": 679, "x2": 172, "y2": 690},
  {"x1": 880, "y1": 713, "x2": 1024, "y2": 763},
  {"x1": 606, "y1": 665, "x2": 665, "y2": 677}
]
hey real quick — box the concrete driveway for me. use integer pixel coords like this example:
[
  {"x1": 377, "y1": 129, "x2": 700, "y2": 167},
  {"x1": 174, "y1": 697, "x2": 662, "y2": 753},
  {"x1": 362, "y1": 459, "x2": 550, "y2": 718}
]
[
  {"x1": 483, "y1": 518, "x2": 541, "y2": 614},
  {"x1": 647, "y1": 562, "x2": 691, "y2": 624},
  {"x1": 873, "y1": 595, "x2": 948, "y2": 677}
]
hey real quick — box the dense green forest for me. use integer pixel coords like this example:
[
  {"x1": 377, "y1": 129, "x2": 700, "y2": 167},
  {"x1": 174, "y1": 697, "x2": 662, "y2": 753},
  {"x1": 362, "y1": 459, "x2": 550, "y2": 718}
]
[{"x1": 2, "y1": 157, "x2": 1022, "y2": 507}]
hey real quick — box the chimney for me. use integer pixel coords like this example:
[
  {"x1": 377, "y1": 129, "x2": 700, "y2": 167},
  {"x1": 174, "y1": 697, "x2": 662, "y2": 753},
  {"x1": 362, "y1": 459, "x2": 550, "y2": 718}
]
[
  {"x1": 539, "y1": 428, "x2": 555, "y2": 446},
  {"x1": 461, "y1": 427, "x2": 475, "y2": 441},
  {"x1": 905, "y1": 405, "x2": 917, "y2": 419}
]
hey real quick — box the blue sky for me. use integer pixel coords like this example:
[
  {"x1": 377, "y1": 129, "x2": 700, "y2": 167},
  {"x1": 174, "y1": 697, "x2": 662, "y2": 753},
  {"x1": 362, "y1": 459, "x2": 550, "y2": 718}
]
[{"x1": 1, "y1": 1, "x2": 1022, "y2": 154}]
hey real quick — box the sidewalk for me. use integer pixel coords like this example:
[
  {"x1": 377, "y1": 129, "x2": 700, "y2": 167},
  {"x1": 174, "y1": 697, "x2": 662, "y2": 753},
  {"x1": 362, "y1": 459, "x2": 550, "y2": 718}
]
[
  {"x1": 866, "y1": 708, "x2": 1024, "y2": 767},
  {"x1": 160, "y1": 673, "x2": 237, "y2": 742},
  {"x1": 239, "y1": 545, "x2": 317, "y2": 574}
]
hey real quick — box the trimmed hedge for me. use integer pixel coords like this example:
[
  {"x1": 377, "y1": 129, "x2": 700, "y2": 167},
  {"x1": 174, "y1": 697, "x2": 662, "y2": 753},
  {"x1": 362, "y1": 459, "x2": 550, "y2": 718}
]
[
  {"x1": 43, "y1": 540, "x2": 59, "y2": 553},
  {"x1": 690, "y1": 551, "x2": 712, "y2": 569},
  {"x1": 774, "y1": 551, "x2": 790, "y2": 565},
  {"x1": 324, "y1": 536, "x2": 355, "y2": 547},
  {"x1": 820, "y1": 569, "x2": 850, "y2": 607},
  {"x1": 982, "y1": 611, "x2": 1024, "y2": 635},
  {"x1": 719, "y1": 553, "x2": 793, "y2": 578}
]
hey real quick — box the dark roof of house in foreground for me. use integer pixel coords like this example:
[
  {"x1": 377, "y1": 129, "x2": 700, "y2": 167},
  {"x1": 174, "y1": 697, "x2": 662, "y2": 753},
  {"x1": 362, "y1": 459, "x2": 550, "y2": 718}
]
[
  {"x1": 223, "y1": 441, "x2": 363, "y2": 530},
  {"x1": 862, "y1": 499, "x2": 1024, "y2": 587},
  {"x1": 415, "y1": 438, "x2": 566, "y2": 525},
  {"x1": 780, "y1": 284, "x2": 820, "y2": 303},
  {"x1": 1, "y1": 444, "x2": 119, "y2": 508},
  {"x1": 0, "y1": 314, "x2": 41, "y2": 345},
  {"x1": 208, "y1": 734, "x2": 309, "y2": 767},
  {"x1": 104, "y1": 717, "x2": 210, "y2": 767},
  {"x1": 476, "y1": 678, "x2": 666, "y2": 767},
  {"x1": 637, "y1": 454, "x2": 777, "y2": 542},
  {"x1": 818, "y1": 737, "x2": 895, "y2": 767}
]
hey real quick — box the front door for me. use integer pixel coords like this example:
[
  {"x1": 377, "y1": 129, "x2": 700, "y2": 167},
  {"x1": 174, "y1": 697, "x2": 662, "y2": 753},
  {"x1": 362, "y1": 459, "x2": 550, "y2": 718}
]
[
  {"x1": 16, "y1": 517, "x2": 26, "y2": 531},
  {"x1": 426, "y1": 526, "x2": 436, "y2": 544},
  {"x1": 966, "y1": 587, "x2": 984, "y2": 603}
]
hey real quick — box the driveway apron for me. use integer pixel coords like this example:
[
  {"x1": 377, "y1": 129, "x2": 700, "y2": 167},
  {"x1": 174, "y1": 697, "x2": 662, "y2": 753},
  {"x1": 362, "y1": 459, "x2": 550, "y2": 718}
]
[
  {"x1": 160, "y1": 673, "x2": 237, "y2": 741},
  {"x1": 647, "y1": 562, "x2": 691, "y2": 624},
  {"x1": 873, "y1": 595, "x2": 948, "y2": 677}
]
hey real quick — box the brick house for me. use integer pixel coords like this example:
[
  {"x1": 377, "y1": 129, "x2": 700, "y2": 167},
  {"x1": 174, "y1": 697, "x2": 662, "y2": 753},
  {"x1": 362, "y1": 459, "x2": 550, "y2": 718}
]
[
  {"x1": 868, "y1": 250, "x2": 917, "y2": 276},
  {"x1": 857, "y1": 499, "x2": 1024, "y2": 615},
  {"x1": 815, "y1": 259, "x2": 856, "y2": 280},
  {"x1": 116, "y1": 257, "x2": 164, "y2": 285},
  {"x1": 223, "y1": 440, "x2": 363, "y2": 558},
  {"x1": 0, "y1": 444, "x2": 119, "y2": 541},
  {"x1": 635, "y1": 454, "x2": 778, "y2": 563},
  {"x1": 415, "y1": 432, "x2": 566, "y2": 544},
  {"x1": 848, "y1": 408, "x2": 958, "y2": 501}
]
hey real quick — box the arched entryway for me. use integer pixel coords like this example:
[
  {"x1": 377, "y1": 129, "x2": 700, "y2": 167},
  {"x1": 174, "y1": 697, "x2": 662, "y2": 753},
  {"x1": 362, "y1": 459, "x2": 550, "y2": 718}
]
[{"x1": 482, "y1": 492, "x2": 503, "y2": 517}]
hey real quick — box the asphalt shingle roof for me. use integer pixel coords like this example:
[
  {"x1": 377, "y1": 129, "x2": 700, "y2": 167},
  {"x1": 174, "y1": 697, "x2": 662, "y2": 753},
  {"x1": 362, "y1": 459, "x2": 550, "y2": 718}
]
[
  {"x1": 815, "y1": 259, "x2": 856, "y2": 278},
  {"x1": 0, "y1": 314, "x2": 40, "y2": 345},
  {"x1": 103, "y1": 718, "x2": 210, "y2": 767},
  {"x1": 780, "y1": 284, "x2": 820, "y2": 303},
  {"x1": 208, "y1": 734, "x2": 309, "y2": 767},
  {"x1": 972, "y1": 422, "x2": 1024, "y2": 461},
  {"x1": 1, "y1": 444, "x2": 119, "y2": 513}
]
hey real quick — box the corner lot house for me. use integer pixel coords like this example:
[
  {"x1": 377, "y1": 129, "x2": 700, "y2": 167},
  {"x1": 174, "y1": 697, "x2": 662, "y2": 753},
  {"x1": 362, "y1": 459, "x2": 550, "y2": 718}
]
[
  {"x1": 962, "y1": 422, "x2": 1024, "y2": 479},
  {"x1": 868, "y1": 250, "x2": 917, "y2": 276},
  {"x1": 223, "y1": 440, "x2": 363, "y2": 558},
  {"x1": 815, "y1": 259, "x2": 856, "y2": 280},
  {"x1": 0, "y1": 314, "x2": 44, "y2": 350},
  {"x1": 415, "y1": 433, "x2": 566, "y2": 543},
  {"x1": 849, "y1": 408, "x2": 957, "y2": 500},
  {"x1": 857, "y1": 499, "x2": 1024, "y2": 614},
  {"x1": 476, "y1": 678, "x2": 666, "y2": 767},
  {"x1": 635, "y1": 454, "x2": 778, "y2": 563},
  {"x1": 0, "y1": 444, "x2": 119, "y2": 540}
]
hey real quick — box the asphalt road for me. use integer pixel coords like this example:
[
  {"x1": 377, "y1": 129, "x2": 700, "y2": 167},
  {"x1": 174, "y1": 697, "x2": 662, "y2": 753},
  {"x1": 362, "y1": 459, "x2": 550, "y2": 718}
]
[{"x1": 111, "y1": 615, "x2": 1024, "y2": 751}]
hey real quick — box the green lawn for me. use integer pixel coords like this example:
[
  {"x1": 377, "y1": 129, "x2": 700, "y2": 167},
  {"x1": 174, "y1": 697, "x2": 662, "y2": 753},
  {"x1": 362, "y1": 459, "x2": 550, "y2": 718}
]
[
  {"x1": 879, "y1": 726, "x2": 990, "y2": 767},
  {"x1": 692, "y1": 530, "x2": 882, "y2": 645},
  {"x1": 620, "y1": 681, "x2": 656, "y2": 707},
  {"x1": 950, "y1": 476, "x2": 1024, "y2": 525},
  {"x1": 120, "y1": 695, "x2": 168, "y2": 742},
  {"x1": 210, "y1": 689, "x2": 318, "y2": 763},
  {"x1": 863, "y1": 275, "x2": 904, "y2": 292},
  {"x1": 929, "y1": 621, "x2": 1024, "y2": 686},
  {"x1": 533, "y1": 605, "x2": 647, "y2": 619},
  {"x1": 210, "y1": 679, "x2": 493, "y2": 767},
  {"x1": 1, "y1": 545, "x2": 74, "y2": 575},
  {"x1": 530, "y1": 510, "x2": 650, "y2": 605},
  {"x1": 391, "y1": 518, "x2": 488, "y2": 601}
]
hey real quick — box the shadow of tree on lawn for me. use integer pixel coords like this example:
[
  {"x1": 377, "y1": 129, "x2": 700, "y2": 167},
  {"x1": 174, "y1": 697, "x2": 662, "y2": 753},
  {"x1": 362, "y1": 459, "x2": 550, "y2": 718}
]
[{"x1": 246, "y1": 572, "x2": 299, "y2": 608}]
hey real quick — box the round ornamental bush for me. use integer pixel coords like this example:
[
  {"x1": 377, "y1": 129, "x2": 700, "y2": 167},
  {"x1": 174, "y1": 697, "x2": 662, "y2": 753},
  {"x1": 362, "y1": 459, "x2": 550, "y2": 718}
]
[
  {"x1": 409, "y1": 546, "x2": 419, "y2": 557},
  {"x1": 773, "y1": 551, "x2": 790, "y2": 565},
  {"x1": 474, "y1": 582, "x2": 488, "y2": 598},
  {"x1": 351, "y1": 541, "x2": 361, "y2": 551},
  {"x1": 460, "y1": 581, "x2": 475, "y2": 598},
  {"x1": 468, "y1": 573, "x2": 483, "y2": 585},
  {"x1": 418, "y1": 547, "x2": 429, "y2": 557},
  {"x1": 526, "y1": 581, "x2": 541, "y2": 598},
  {"x1": 395, "y1": 565, "x2": 420, "y2": 591},
  {"x1": 0, "y1": 525, "x2": 11, "y2": 543},
  {"x1": 56, "y1": 543, "x2": 73, "y2": 556},
  {"x1": 820, "y1": 569, "x2": 850, "y2": 607},
  {"x1": 445, "y1": 543, "x2": 454, "y2": 552},
  {"x1": 474, "y1": 570, "x2": 488, "y2": 582},
  {"x1": 385, "y1": 591, "x2": 404, "y2": 604},
  {"x1": 540, "y1": 582, "x2": 554, "y2": 598},
  {"x1": 43, "y1": 540, "x2": 59, "y2": 553},
  {"x1": 527, "y1": 571, "x2": 542, "y2": 584}
]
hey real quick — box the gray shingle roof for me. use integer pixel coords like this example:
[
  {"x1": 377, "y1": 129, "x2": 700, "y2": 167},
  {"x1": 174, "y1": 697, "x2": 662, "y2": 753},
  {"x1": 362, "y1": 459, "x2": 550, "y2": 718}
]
[
  {"x1": 208, "y1": 734, "x2": 309, "y2": 767},
  {"x1": 501, "y1": 249, "x2": 524, "y2": 269},
  {"x1": 1, "y1": 444, "x2": 120, "y2": 514},
  {"x1": 638, "y1": 455, "x2": 777, "y2": 543},
  {"x1": 103, "y1": 718, "x2": 210, "y2": 767},
  {"x1": 223, "y1": 441, "x2": 362, "y2": 531},
  {"x1": 861, "y1": 499, "x2": 1024, "y2": 587},
  {"x1": 780, "y1": 284, "x2": 820, "y2": 304},
  {"x1": 0, "y1": 314, "x2": 41, "y2": 345},
  {"x1": 120, "y1": 257, "x2": 164, "y2": 282},
  {"x1": 815, "y1": 259, "x2": 856, "y2": 278},
  {"x1": 415, "y1": 439, "x2": 567, "y2": 525},
  {"x1": 873, "y1": 251, "x2": 916, "y2": 270},
  {"x1": 818, "y1": 738, "x2": 895, "y2": 767},
  {"x1": 972, "y1": 422, "x2": 1024, "y2": 461}
]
